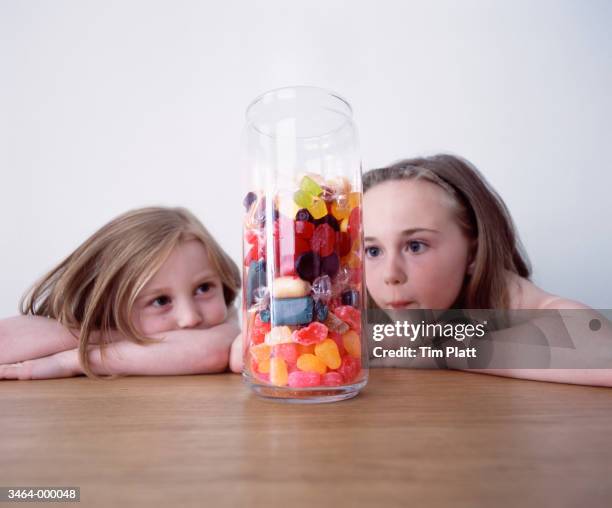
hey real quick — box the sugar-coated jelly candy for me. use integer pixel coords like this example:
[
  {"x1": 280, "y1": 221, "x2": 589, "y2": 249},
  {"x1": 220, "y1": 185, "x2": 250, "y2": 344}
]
[
  {"x1": 340, "y1": 218, "x2": 349, "y2": 233},
  {"x1": 314, "y1": 301, "x2": 329, "y2": 322},
  {"x1": 314, "y1": 338, "x2": 342, "y2": 369},
  {"x1": 258, "y1": 358, "x2": 271, "y2": 374},
  {"x1": 297, "y1": 353, "x2": 327, "y2": 374},
  {"x1": 246, "y1": 260, "x2": 267, "y2": 307},
  {"x1": 336, "y1": 231, "x2": 351, "y2": 257},
  {"x1": 324, "y1": 312, "x2": 350, "y2": 334},
  {"x1": 311, "y1": 223, "x2": 336, "y2": 257},
  {"x1": 271, "y1": 296, "x2": 314, "y2": 326},
  {"x1": 292, "y1": 321, "x2": 329, "y2": 345},
  {"x1": 300, "y1": 175, "x2": 323, "y2": 197},
  {"x1": 320, "y1": 253, "x2": 340, "y2": 278},
  {"x1": 348, "y1": 192, "x2": 361, "y2": 209},
  {"x1": 348, "y1": 206, "x2": 361, "y2": 242},
  {"x1": 295, "y1": 220, "x2": 314, "y2": 239},
  {"x1": 243, "y1": 191, "x2": 258, "y2": 211},
  {"x1": 334, "y1": 305, "x2": 361, "y2": 332},
  {"x1": 295, "y1": 251, "x2": 320, "y2": 282},
  {"x1": 288, "y1": 371, "x2": 321, "y2": 388},
  {"x1": 294, "y1": 189, "x2": 314, "y2": 208},
  {"x1": 341, "y1": 289, "x2": 360, "y2": 308},
  {"x1": 265, "y1": 326, "x2": 293, "y2": 345},
  {"x1": 321, "y1": 371, "x2": 344, "y2": 387},
  {"x1": 331, "y1": 199, "x2": 350, "y2": 221},
  {"x1": 307, "y1": 197, "x2": 328, "y2": 220},
  {"x1": 273, "y1": 276, "x2": 311, "y2": 298},
  {"x1": 250, "y1": 343, "x2": 271, "y2": 362},
  {"x1": 250, "y1": 312, "x2": 271, "y2": 345},
  {"x1": 342, "y1": 330, "x2": 361, "y2": 359},
  {"x1": 273, "y1": 343, "x2": 299, "y2": 365},
  {"x1": 270, "y1": 357, "x2": 289, "y2": 386},
  {"x1": 328, "y1": 331, "x2": 347, "y2": 356},
  {"x1": 342, "y1": 252, "x2": 361, "y2": 270},
  {"x1": 296, "y1": 343, "x2": 315, "y2": 355},
  {"x1": 338, "y1": 356, "x2": 361, "y2": 383}
]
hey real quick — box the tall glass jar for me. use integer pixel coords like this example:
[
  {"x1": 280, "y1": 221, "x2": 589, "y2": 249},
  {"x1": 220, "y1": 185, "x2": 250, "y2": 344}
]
[{"x1": 241, "y1": 86, "x2": 368, "y2": 403}]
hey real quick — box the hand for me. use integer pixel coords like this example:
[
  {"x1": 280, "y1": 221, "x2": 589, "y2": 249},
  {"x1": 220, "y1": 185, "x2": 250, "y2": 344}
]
[
  {"x1": 0, "y1": 349, "x2": 83, "y2": 380},
  {"x1": 229, "y1": 332, "x2": 243, "y2": 373}
]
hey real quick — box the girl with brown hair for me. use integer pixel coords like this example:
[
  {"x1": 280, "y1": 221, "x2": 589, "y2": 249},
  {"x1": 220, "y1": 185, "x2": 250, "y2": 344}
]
[
  {"x1": 0, "y1": 207, "x2": 241, "y2": 380},
  {"x1": 363, "y1": 154, "x2": 611, "y2": 386}
]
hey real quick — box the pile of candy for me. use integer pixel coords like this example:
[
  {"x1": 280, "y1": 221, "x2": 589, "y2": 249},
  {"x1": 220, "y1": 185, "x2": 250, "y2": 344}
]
[{"x1": 243, "y1": 174, "x2": 364, "y2": 388}]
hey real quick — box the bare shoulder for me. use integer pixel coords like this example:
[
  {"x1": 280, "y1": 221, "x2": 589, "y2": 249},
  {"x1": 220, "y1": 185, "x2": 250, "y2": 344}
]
[{"x1": 506, "y1": 271, "x2": 591, "y2": 310}]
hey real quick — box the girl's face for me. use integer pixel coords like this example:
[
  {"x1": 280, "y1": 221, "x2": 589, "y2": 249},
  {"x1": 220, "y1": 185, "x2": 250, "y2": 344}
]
[
  {"x1": 131, "y1": 239, "x2": 228, "y2": 335},
  {"x1": 363, "y1": 179, "x2": 474, "y2": 310}
]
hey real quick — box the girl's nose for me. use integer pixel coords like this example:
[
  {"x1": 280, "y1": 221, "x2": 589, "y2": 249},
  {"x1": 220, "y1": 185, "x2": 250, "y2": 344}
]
[
  {"x1": 176, "y1": 299, "x2": 203, "y2": 329},
  {"x1": 383, "y1": 252, "x2": 408, "y2": 286}
]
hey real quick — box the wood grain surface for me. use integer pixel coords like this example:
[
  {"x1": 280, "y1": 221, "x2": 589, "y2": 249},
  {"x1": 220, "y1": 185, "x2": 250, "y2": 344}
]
[{"x1": 1, "y1": 369, "x2": 611, "y2": 508}]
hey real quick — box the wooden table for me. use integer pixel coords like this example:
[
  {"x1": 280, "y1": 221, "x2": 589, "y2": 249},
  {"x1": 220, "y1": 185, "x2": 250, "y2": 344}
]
[{"x1": 1, "y1": 369, "x2": 611, "y2": 507}]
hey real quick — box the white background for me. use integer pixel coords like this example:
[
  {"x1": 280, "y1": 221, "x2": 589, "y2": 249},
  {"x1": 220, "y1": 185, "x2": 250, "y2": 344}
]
[{"x1": 1, "y1": 0, "x2": 610, "y2": 317}]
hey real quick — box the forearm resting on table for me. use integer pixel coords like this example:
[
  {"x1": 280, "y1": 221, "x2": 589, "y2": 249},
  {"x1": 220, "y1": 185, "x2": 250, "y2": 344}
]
[
  {"x1": 1, "y1": 319, "x2": 240, "y2": 379},
  {"x1": 0, "y1": 315, "x2": 80, "y2": 364}
]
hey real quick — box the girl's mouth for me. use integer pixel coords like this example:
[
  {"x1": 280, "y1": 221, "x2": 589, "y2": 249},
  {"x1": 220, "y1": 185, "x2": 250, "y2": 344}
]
[{"x1": 386, "y1": 301, "x2": 415, "y2": 309}]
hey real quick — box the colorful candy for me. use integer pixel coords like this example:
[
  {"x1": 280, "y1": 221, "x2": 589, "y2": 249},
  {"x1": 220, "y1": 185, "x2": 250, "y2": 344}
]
[
  {"x1": 270, "y1": 357, "x2": 289, "y2": 386},
  {"x1": 243, "y1": 175, "x2": 364, "y2": 390},
  {"x1": 288, "y1": 371, "x2": 321, "y2": 388},
  {"x1": 271, "y1": 296, "x2": 314, "y2": 326},
  {"x1": 292, "y1": 322, "x2": 328, "y2": 345},
  {"x1": 297, "y1": 353, "x2": 327, "y2": 375},
  {"x1": 314, "y1": 338, "x2": 342, "y2": 369}
]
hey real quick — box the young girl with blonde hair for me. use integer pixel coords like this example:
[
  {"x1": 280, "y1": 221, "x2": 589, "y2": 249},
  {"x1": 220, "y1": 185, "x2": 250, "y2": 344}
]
[{"x1": 1, "y1": 206, "x2": 241, "y2": 380}]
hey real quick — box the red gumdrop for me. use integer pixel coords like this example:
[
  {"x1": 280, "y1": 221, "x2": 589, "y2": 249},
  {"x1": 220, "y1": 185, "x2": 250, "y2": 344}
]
[
  {"x1": 349, "y1": 268, "x2": 362, "y2": 284},
  {"x1": 288, "y1": 371, "x2": 321, "y2": 388},
  {"x1": 251, "y1": 314, "x2": 271, "y2": 345},
  {"x1": 295, "y1": 220, "x2": 314, "y2": 239},
  {"x1": 293, "y1": 322, "x2": 329, "y2": 345},
  {"x1": 338, "y1": 356, "x2": 361, "y2": 383},
  {"x1": 311, "y1": 223, "x2": 336, "y2": 257},
  {"x1": 348, "y1": 207, "x2": 361, "y2": 243},
  {"x1": 335, "y1": 305, "x2": 361, "y2": 332},
  {"x1": 244, "y1": 244, "x2": 258, "y2": 266},
  {"x1": 255, "y1": 371, "x2": 270, "y2": 383},
  {"x1": 273, "y1": 343, "x2": 299, "y2": 365},
  {"x1": 322, "y1": 371, "x2": 344, "y2": 386},
  {"x1": 337, "y1": 231, "x2": 352, "y2": 257},
  {"x1": 245, "y1": 229, "x2": 259, "y2": 245}
]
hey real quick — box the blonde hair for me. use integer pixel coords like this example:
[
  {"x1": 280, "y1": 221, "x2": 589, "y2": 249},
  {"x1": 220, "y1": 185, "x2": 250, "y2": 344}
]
[{"x1": 20, "y1": 207, "x2": 241, "y2": 379}]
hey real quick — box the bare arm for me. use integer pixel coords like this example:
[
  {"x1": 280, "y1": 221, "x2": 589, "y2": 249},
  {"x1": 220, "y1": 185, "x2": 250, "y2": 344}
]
[
  {"x1": 0, "y1": 315, "x2": 80, "y2": 364},
  {"x1": 1, "y1": 307, "x2": 241, "y2": 380}
]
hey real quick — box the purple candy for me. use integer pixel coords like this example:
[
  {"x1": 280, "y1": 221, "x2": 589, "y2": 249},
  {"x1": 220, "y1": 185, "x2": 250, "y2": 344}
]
[
  {"x1": 320, "y1": 253, "x2": 340, "y2": 278},
  {"x1": 295, "y1": 251, "x2": 320, "y2": 282}
]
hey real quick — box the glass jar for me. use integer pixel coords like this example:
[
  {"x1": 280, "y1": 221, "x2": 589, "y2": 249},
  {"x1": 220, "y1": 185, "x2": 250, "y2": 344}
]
[{"x1": 241, "y1": 86, "x2": 368, "y2": 403}]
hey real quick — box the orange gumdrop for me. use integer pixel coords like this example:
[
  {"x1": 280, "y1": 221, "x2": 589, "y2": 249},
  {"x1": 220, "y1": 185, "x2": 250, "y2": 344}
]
[
  {"x1": 314, "y1": 338, "x2": 342, "y2": 369},
  {"x1": 342, "y1": 330, "x2": 361, "y2": 359},
  {"x1": 270, "y1": 357, "x2": 289, "y2": 386},
  {"x1": 296, "y1": 353, "x2": 327, "y2": 375}
]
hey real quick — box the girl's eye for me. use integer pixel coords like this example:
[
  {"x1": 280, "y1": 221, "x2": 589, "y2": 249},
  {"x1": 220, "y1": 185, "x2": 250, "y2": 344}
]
[
  {"x1": 406, "y1": 240, "x2": 427, "y2": 254},
  {"x1": 365, "y1": 246, "x2": 382, "y2": 258},
  {"x1": 151, "y1": 296, "x2": 170, "y2": 308},
  {"x1": 196, "y1": 282, "x2": 213, "y2": 294}
]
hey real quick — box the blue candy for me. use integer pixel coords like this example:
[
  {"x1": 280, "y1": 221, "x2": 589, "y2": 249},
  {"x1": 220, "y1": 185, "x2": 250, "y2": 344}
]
[
  {"x1": 271, "y1": 296, "x2": 314, "y2": 326},
  {"x1": 246, "y1": 260, "x2": 267, "y2": 307}
]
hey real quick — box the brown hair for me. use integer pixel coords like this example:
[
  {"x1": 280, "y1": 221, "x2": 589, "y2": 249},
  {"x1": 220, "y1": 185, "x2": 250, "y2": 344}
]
[
  {"x1": 20, "y1": 206, "x2": 241, "y2": 379},
  {"x1": 363, "y1": 154, "x2": 531, "y2": 308}
]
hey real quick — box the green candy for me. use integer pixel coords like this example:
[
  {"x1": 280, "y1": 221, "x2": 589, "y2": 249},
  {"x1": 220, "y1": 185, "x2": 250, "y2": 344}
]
[
  {"x1": 300, "y1": 175, "x2": 323, "y2": 197},
  {"x1": 294, "y1": 189, "x2": 314, "y2": 208}
]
